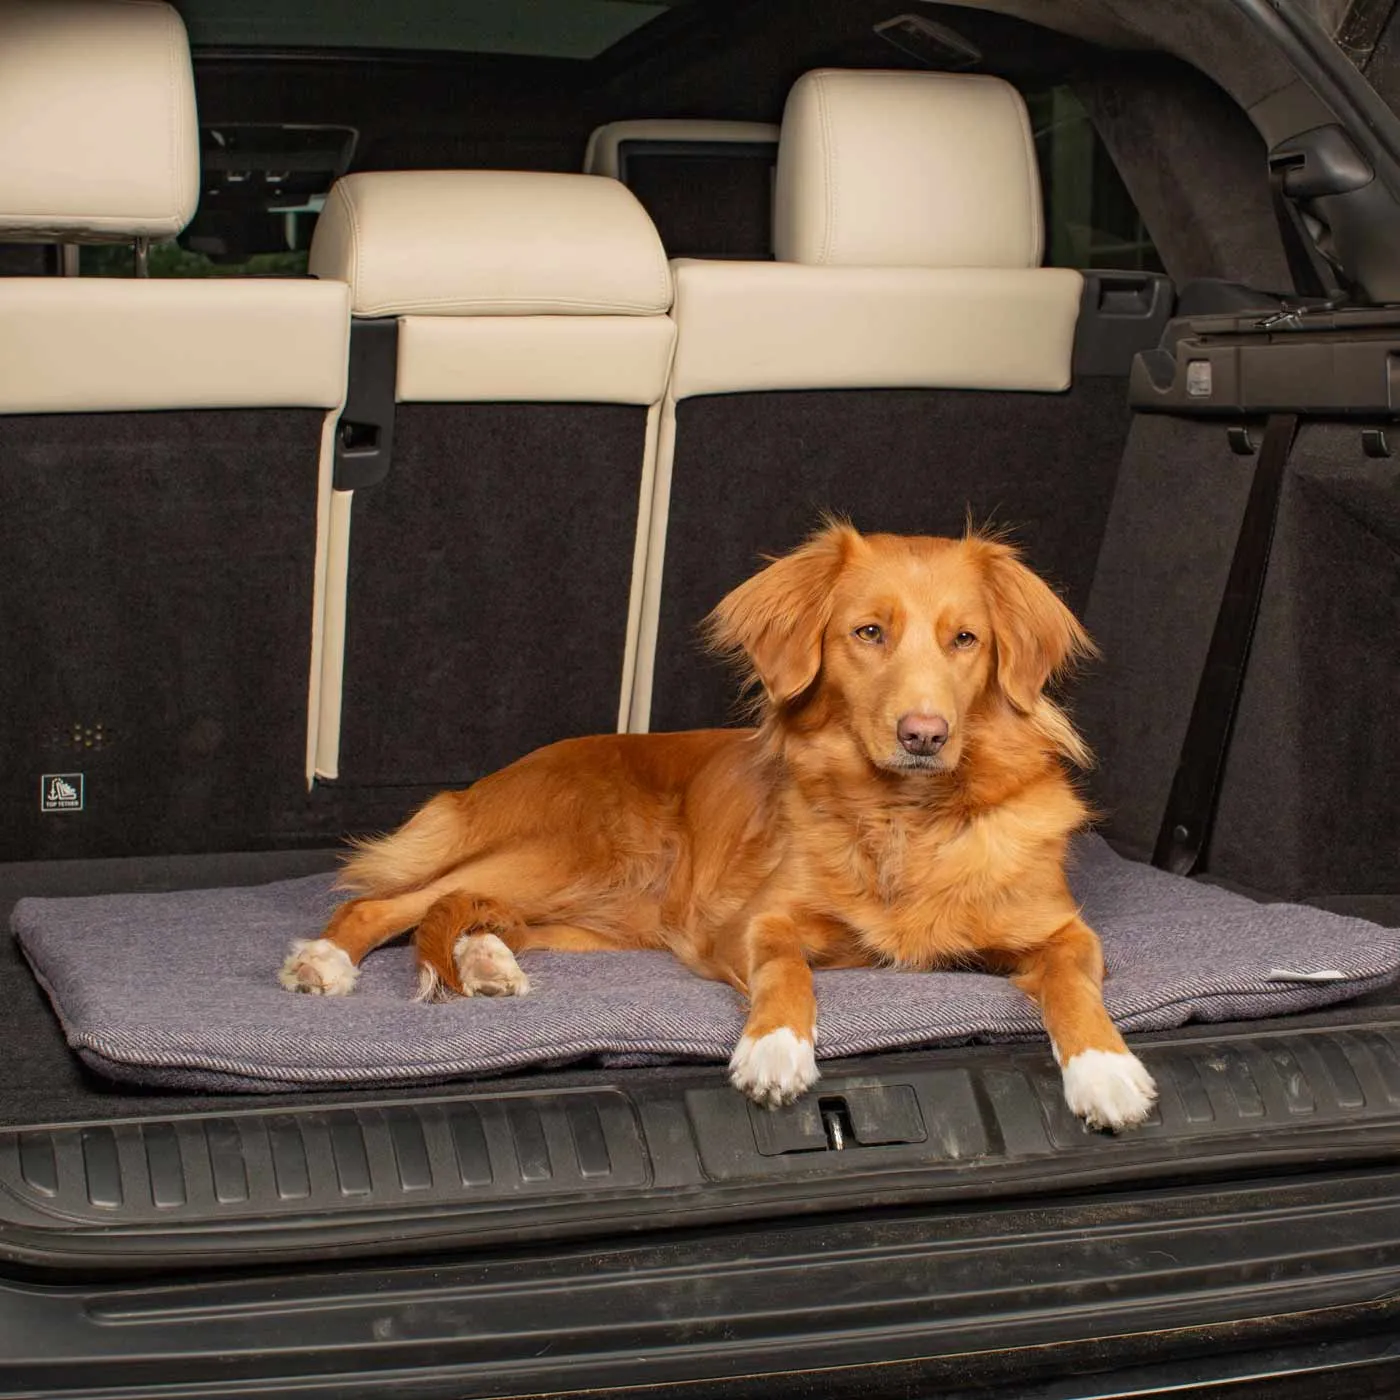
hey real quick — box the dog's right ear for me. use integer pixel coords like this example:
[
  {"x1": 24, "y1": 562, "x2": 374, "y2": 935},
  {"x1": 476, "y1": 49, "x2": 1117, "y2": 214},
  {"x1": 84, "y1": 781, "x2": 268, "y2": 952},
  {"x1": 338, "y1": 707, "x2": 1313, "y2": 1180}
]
[{"x1": 706, "y1": 523, "x2": 857, "y2": 704}]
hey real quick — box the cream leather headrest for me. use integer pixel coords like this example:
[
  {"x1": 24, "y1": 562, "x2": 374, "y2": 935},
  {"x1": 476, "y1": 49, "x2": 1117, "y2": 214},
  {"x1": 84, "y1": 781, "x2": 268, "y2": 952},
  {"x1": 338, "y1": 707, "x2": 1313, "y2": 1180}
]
[
  {"x1": 0, "y1": 0, "x2": 199, "y2": 242},
  {"x1": 774, "y1": 69, "x2": 1044, "y2": 269},
  {"x1": 309, "y1": 170, "x2": 673, "y2": 316}
]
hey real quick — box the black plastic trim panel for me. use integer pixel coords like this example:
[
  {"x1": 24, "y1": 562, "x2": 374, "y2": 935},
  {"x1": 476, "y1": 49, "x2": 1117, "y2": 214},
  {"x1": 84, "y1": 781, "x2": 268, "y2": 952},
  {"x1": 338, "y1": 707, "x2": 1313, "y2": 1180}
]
[
  {"x1": 1235, "y1": 0, "x2": 1400, "y2": 198},
  {"x1": 332, "y1": 316, "x2": 399, "y2": 491},
  {"x1": 3, "y1": 1169, "x2": 1400, "y2": 1397},
  {"x1": 6, "y1": 1021, "x2": 1400, "y2": 1276},
  {"x1": 1130, "y1": 307, "x2": 1400, "y2": 416},
  {"x1": 1072, "y1": 269, "x2": 1175, "y2": 377}
]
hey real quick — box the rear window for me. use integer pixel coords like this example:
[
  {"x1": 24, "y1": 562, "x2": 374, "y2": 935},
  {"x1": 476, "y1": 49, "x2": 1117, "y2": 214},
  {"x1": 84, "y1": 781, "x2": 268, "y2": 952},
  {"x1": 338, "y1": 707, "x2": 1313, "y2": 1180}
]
[
  {"x1": 1029, "y1": 85, "x2": 1165, "y2": 273},
  {"x1": 82, "y1": 122, "x2": 357, "y2": 278}
]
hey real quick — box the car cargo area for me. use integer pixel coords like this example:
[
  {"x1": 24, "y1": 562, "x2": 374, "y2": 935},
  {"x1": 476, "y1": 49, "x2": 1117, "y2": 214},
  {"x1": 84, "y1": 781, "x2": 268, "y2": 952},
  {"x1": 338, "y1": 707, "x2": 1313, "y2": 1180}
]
[{"x1": 3, "y1": 0, "x2": 1400, "y2": 1396}]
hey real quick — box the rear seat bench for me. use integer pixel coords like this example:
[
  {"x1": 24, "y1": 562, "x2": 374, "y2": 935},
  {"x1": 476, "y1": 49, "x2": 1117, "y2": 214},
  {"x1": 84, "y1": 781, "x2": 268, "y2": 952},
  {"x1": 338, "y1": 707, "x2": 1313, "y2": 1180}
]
[
  {"x1": 306, "y1": 169, "x2": 675, "y2": 787},
  {"x1": 0, "y1": 0, "x2": 350, "y2": 861},
  {"x1": 631, "y1": 69, "x2": 1132, "y2": 732}
]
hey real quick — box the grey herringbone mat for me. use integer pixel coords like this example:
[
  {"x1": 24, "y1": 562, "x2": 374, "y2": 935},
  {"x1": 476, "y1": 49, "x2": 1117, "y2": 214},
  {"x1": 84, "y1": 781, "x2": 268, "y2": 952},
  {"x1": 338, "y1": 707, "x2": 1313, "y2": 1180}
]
[{"x1": 12, "y1": 835, "x2": 1400, "y2": 1091}]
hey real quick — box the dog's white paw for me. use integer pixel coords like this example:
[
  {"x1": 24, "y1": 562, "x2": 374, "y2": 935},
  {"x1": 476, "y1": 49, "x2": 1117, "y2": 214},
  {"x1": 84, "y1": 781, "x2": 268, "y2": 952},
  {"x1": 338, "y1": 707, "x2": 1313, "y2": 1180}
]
[
  {"x1": 729, "y1": 1028, "x2": 819, "y2": 1108},
  {"x1": 1062, "y1": 1048, "x2": 1157, "y2": 1131},
  {"x1": 453, "y1": 932, "x2": 530, "y2": 997},
  {"x1": 277, "y1": 938, "x2": 358, "y2": 996}
]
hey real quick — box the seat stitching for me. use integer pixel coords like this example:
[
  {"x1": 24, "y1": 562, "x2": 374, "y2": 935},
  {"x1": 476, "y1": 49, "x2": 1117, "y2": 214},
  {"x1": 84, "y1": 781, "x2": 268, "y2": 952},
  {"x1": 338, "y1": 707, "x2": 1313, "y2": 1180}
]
[
  {"x1": 338, "y1": 182, "x2": 362, "y2": 306},
  {"x1": 163, "y1": 4, "x2": 180, "y2": 229},
  {"x1": 1004, "y1": 80, "x2": 1040, "y2": 268},
  {"x1": 817, "y1": 73, "x2": 837, "y2": 265},
  {"x1": 354, "y1": 294, "x2": 670, "y2": 315}
]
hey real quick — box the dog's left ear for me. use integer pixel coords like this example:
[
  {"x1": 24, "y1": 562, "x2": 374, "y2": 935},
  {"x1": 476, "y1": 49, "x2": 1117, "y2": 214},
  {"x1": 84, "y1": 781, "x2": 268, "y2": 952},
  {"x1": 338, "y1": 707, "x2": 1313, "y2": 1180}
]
[
  {"x1": 707, "y1": 524, "x2": 856, "y2": 704},
  {"x1": 976, "y1": 539, "x2": 1096, "y2": 712}
]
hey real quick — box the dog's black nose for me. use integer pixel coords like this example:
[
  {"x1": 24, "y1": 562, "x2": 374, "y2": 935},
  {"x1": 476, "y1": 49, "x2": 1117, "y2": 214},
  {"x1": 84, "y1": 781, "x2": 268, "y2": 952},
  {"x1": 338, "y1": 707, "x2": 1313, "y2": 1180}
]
[{"x1": 897, "y1": 712, "x2": 949, "y2": 756}]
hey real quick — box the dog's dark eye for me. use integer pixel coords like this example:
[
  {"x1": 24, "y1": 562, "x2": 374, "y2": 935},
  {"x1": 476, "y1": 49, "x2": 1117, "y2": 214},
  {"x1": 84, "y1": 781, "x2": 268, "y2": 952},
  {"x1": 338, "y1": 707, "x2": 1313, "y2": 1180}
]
[
  {"x1": 953, "y1": 630, "x2": 978, "y2": 649},
  {"x1": 854, "y1": 624, "x2": 884, "y2": 643}
]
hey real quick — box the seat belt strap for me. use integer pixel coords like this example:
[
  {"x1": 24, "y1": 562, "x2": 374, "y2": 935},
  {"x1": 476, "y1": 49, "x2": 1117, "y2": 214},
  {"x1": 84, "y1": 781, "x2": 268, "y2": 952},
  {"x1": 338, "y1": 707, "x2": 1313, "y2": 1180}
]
[{"x1": 1152, "y1": 412, "x2": 1301, "y2": 876}]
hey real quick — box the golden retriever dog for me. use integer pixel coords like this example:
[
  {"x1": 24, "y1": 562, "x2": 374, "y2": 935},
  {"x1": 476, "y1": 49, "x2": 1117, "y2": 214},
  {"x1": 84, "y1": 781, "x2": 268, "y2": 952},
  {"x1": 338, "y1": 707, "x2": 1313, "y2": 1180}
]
[{"x1": 280, "y1": 525, "x2": 1158, "y2": 1131}]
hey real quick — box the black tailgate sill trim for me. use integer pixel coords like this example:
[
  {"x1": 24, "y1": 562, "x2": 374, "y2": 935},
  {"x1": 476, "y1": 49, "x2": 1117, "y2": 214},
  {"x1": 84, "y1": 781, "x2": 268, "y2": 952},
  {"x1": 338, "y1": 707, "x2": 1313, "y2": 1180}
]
[
  {"x1": 5, "y1": 1021, "x2": 1400, "y2": 1275},
  {"x1": 3, "y1": 1170, "x2": 1400, "y2": 1398}
]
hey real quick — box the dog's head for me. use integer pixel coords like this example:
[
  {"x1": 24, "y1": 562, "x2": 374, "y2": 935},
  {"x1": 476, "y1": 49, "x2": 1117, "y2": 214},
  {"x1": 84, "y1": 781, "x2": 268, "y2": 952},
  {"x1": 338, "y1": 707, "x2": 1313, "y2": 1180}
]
[{"x1": 707, "y1": 523, "x2": 1093, "y2": 774}]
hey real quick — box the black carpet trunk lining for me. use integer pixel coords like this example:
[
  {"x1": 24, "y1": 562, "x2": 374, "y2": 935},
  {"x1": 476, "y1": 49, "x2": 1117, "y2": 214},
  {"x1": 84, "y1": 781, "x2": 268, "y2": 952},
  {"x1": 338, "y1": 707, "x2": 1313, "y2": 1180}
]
[
  {"x1": 1078, "y1": 417, "x2": 1400, "y2": 906},
  {"x1": 0, "y1": 409, "x2": 324, "y2": 863},
  {"x1": 334, "y1": 402, "x2": 647, "y2": 788}
]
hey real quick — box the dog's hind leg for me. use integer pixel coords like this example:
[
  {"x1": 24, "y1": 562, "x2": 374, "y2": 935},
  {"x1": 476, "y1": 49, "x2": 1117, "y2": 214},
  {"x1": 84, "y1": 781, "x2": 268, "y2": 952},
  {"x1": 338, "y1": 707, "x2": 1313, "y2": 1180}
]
[
  {"x1": 413, "y1": 892, "x2": 534, "y2": 1001},
  {"x1": 278, "y1": 877, "x2": 467, "y2": 996},
  {"x1": 279, "y1": 843, "x2": 590, "y2": 996},
  {"x1": 414, "y1": 896, "x2": 629, "y2": 1001}
]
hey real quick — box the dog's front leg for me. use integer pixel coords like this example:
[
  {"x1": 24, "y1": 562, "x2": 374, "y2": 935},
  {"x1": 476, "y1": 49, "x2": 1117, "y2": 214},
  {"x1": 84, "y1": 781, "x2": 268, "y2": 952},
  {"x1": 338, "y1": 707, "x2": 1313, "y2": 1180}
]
[
  {"x1": 728, "y1": 910, "x2": 820, "y2": 1108},
  {"x1": 1011, "y1": 916, "x2": 1158, "y2": 1132}
]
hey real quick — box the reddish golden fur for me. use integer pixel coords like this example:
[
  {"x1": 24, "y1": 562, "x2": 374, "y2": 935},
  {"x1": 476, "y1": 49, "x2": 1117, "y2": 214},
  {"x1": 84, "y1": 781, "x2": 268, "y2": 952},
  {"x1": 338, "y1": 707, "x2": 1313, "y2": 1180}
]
[{"x1": 294, "y1": 526, "x2": 1155, "y2": 1126}]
